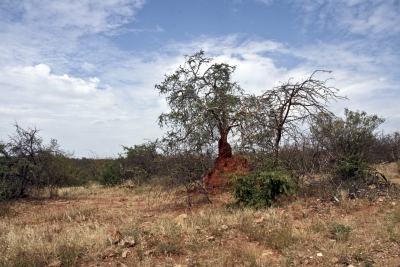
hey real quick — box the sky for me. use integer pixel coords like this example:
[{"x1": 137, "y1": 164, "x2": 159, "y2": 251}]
[{"x1": 0, "y1": 0, "x2": 399, "y2": 158}]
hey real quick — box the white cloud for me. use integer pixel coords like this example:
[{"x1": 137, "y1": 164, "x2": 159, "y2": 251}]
[
  {"x1": 1, "y1": 0, "x2": 399, "y2": 157},
  {"x1": 161, "y1": 35, "x2": 400, "y2": 131},
  {"x1": 293, "y1": 0, "x2": 400, "y2": 38},
  {"x1": 256, "y1": 0, "x2": 274, "y2": 5}
]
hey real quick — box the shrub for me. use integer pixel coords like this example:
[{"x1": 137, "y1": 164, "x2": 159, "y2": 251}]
[
  {"x1": 330, "y1": 222, "x2": 352, "y2": 242},
  {"x1": 231, "y1": 170, "x2": 296, "y2": 208},
  {"x1": 98, "y1": 161, "x2": 124, "y2": 186},
  {"x1": 333, "y1": 154, "x2": 369, "y2": 180}
]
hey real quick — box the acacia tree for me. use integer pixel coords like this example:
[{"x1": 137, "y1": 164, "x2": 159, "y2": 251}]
[
  {"x1": 311, "y1": 108, "x2": 385, "y2": 162},
  {"x1": 241, "y1": 70, "x2": 347, "y2": 161},
  {"x1": 0, "y1": 123, "x2": 76, "y2": 199},
  {"x1": 156, "y1": 50, "x2": 248, "y2": 159}
]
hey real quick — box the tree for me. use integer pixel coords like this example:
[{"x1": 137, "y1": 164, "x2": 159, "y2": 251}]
[
  {"x1": 156, "y1": 50, "x2": 248, "y2": 160},
  {"x1": 0, "y1": 123, "x2": 77, "y2": 199},
  {"x1": 312, "y1": 108, "x2": 385, "y2": 163},
  {"x1": 241, "y1": 70, "x2": 347, "y2": 161}
]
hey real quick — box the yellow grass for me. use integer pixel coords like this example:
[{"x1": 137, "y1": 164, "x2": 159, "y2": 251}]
[{"x1": 0, "y1": 180, "x2": 399, "y2": 267}]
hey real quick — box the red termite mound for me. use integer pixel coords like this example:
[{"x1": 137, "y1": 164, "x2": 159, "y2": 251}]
[{"x1": 203, "y1": 138, "x2": 252, "y2": 193}]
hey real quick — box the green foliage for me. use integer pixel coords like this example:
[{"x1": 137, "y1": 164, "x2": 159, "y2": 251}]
[
  {"x1": 156, "y1": 50, "x2": 246, "y2": 155},
  {"x1": 333, "y1": 154, "x2": 369, "y2": 180},
  {"x1": 353, "y1": 247, "x2": 369, "y2": 261},
  {"x1": 98, "y1": 161, "x2": 124, "y2": 186},
  {"x1": 0, "y1": 124, "x2": 84, "y2": 200},
  {"x1": 120, "y1": 142, "x2": 158, "y2": 184},
  {"x1": 330, "y1": 222, "x2": 353, "y2": 242},
  {"x1": 312, "y1": 108, "x2": 385, "y2": 163},
  {"x1": 231, "y1": 170, "x2": 296, "y2": 208}
]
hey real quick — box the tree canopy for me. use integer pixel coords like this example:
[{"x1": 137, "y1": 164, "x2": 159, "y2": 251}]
[
  {"x1": 156, "y1": 50, "x2": 248, "y2": 159},
  {"x1": 156, "y1": 51, "x2": 347, "y2": 164}
]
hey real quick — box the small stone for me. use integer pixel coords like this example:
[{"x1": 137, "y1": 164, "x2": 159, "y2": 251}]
[
  {"x1": 108, "y1": 230, "x2": 123, "y2": 245},
  {"x1": 261, "y1": 250, "x2": 274, "y2": 257},
  {"x1": 368, "y1": 184, "x2": 376, "y2": 189},
  {"x1": 123, "y1": 236, "x2": 135, "y2": 247},
  {"x1": 348, "y1": 265, "x2": 355, "y2": 267},
  {"x1": 331, "y1": 257, "x2": 339, "y2": 263},
  {"x1": 391, "y1": 202, "x2": 396, "y2": 206},
  {"x1": 377, "y1": 198, "x2": 384, "y2": 202},
  {"x1": 317, "y1": 252, "x2": 323, "y2": 257},
  {"x1": 101, "y1": 249, "x2": 118, "y2": 259},
  {"x1": 221, "y1": 224, "x2": 228, "y2": 230},
  {"x1": 121, "y1": 249, "x2": 129, "y2": 258},
  {"x1": 253, "y1": 217, "x2": 264, "y2": 223}
]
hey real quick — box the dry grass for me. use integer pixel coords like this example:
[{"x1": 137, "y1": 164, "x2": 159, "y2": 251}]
[{"x1": 0, "y1": 178, "x2": 400, "y2": 267}]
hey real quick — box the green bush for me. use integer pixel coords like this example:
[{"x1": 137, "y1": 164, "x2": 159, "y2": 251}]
[
  {"x1": 330, "y1": 222, "x2": 353, "y2": 242},
  {"x1": 98, "y1": 161, "x2": 124, "y2": 186},
  {"x1": 231, "y1": 170, "x2": 296, "y2": 208},
  {"x1": 333, "y1": 154, "x2": 369, "y2": 180}
]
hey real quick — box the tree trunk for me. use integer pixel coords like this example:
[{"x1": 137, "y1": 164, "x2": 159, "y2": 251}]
[{"x1": 218, "y1": 130, "x2": 232, "y2": 159}]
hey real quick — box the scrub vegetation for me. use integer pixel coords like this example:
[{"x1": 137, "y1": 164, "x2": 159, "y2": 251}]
[{"x1": 1, "y1": 51, "x2": 400, "y2": 266}]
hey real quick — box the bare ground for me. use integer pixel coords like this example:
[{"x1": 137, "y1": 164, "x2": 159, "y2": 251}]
[{"x1": 1, "y1": 164, "x2": 400, "y2": 267}]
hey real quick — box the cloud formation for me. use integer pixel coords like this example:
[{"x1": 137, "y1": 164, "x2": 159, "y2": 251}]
[{"x1": 1, "y1": 0, "x2": 399, "y2": 157}]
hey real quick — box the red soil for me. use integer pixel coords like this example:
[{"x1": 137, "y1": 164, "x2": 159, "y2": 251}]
[{"x1": 203, "y1": 155, "x2": 252, "y2": 193}]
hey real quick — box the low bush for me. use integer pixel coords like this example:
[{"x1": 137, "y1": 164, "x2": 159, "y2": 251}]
[
  {"x1": 98, "y1": 161, "x2": 124, "y2": 186},
  {"x1": 333, "y1": 154, "x2": 369, "y2": 180},
  {"x1": 330, "y1": 222, "x2": 353, "y2": 242},
  {"x1": 230, "y1": 170, "x2": 297, "y2": 208}
]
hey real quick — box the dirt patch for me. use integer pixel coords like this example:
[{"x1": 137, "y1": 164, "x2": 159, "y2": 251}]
[{"x1": 203, "y1": 155, "x2": 252, "y2": 193}]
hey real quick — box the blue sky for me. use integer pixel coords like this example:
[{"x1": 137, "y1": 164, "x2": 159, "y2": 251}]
[{"x1": 0, "y1": 0, "x2": 399, "y2": 158}]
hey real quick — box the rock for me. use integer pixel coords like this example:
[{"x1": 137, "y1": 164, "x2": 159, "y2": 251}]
[
  {"x1": 377, "y1": 198, "x2": 384, "y2": 202},
  {"x1": 331, "y1": 257, "x2": 339, "y2": 263},
  {"x1": 220, "y1": 224, "x2": 229, "y2": 230},
  {"x1": 121, "y1": 249, "x2": 129, "y2": 258},
  {"x1": 261, "y1": 250, "x2": 274, "y2": 257},
  {"x1": 368, "y1": 184, "x2": 376, "y2": 189},
  {"x1": 391, "y1": 202, "x2": 396, "y2": 206},
  {"x1": 123, "y1": 236, "x2": 135, "y2": 247},
  {"x1": 347, "y1": 265, "x2": 355, "y2": 267},
  {"x1": 253, "y1": 217, "x2": 264, "y2": 223},
  {"x1": 101, "y1": 248, "x2": 118, "y2": 259},
  {"x1": 108, "y1": 230, "x2": 123, "y2": 245},
  {"x1": 317, "y1": 252, "x2": 323, "y2": 257},
  {"x1": 174, "y1": 213, "x2": 188, "y2": 226}
]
